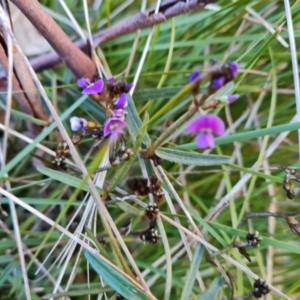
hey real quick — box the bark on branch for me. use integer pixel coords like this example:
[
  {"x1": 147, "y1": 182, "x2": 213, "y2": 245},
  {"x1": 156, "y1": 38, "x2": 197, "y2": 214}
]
[
  {"x1": 11, "y1": 0, "x2": 217, "y2": 75},
  {"x1": 10, "y1": 0, "x2": 97, "y2": 80}
]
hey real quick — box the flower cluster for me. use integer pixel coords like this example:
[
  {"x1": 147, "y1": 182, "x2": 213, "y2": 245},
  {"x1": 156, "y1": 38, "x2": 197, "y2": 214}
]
[
  {"x1": 70, "y1": 77, "x2": 133, "y2": 140},
  {"x1": 187, "y1": 61, "x2": 240, "y2": 149}
]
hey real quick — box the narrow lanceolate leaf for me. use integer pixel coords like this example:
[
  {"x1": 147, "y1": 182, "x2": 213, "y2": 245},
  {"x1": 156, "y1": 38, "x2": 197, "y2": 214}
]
[
  {"x1": 127, "y1": 94, "x2": 151, "y2": 145},
  {"x1": 133, "y1": 86, "x2": 184, "y2": 101},
  {"x1": 115, "y1": 201, "x2": 144, "y2": 216},
  {"x1": 37, "y1": 167, "x2": 103, "y2": 193},
  {"x1": 180, "y1": 243, "x2": 205, "y2": 300},
  {"x1": 84, "y1": 251, "x2": 154, "y2": 300},
  {"x1": 199, "y1": 275, "x2": 222, "y2": 300},
  {"x1": 156, "y1": 148, "x2": 230, "y2": 166}
]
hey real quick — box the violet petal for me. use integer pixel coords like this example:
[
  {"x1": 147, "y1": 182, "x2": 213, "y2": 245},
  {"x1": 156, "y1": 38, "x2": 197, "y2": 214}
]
[
  {"x1": 186, "y1": 117, "x2": 203, "y2": 133},
  {"x1": 82, "y1": 79, "x2": 104, "y2": 94},
  {"x1": 189, "y1": 71, "x2": 201, "y2": 83},
  {"x1": 115, "y1": 93, "x2": 128, "y2": 109},
  {"x1": 70, "y1": 116, "x2": 87, "y2": 131},
  {"x1": 195, "y1": 132, "x2": 215, "y2": 149},
  {"x1": 125, "y1": 83, "x2": 133, "y2": 92},
  {"x1": 212, "y1": 76, "x2": 225, "y2": 89},
  {"x1": 103, "y1": 117, "x2": 127, "y2": 137},
  {"x1": 112, "y1": 108, "x2": 126, "y2": 118},
  {"x1": 77, "y1": 78, "x2": 90, "y2": 88},
  {"x1": 205, "y1": 115, "x2": 225, "y2": 136},
  {"x1": 228, "y1": 61, "x2": 239, "y2": 78},
  {"x1": 227, "y1": 94, "x2": 240, "y2": 103}
]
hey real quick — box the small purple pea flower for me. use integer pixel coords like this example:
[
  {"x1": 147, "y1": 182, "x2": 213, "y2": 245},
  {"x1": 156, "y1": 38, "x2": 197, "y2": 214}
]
[
  {"x1": 187, "y1": 114, "x2": 225, "y2": 149},
  {"x1": 112, "y1": 108, "x2": 126, "y2": 118},
  {"x1": 227, "y1": 94, "x2": 240, "y2": 103},
  {"x1": 70, "y1": 116, "x2": 88, "y2": 131},
  {"x1": 227, "y1": 61, "x2": 239, "y2": 78},
  {"x1": 108, "y1": 77, "x2": 115, "y2": 84},
  {"x1": 211, "y1": 75, "x2": 226, "y2": 90},
  {"x1": 217, "y1": 94, "x2": 240, "y2": 104},
  {"x1": 189, "y1": 70, "x2": 201, "y2": 83},
  {"x1": 125, "y1": 82, "x2": 134, "y2": 93},
  {"x1": 104, "y1": 117, "x2": 127, "y2": 138},
  {"x1": 115, "y1": 93, "x2": 128, "y2": 109},
  {"x1": 77, "y1": 78, "x2": 104, "y2": 95}
]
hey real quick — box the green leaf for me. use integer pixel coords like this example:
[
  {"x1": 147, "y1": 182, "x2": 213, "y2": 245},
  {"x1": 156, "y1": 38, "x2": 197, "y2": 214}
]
[
  {"x1": 42, "y1": 287, "x2": 112, "y2": 299},
  {"x1": 84, "y1": 251, "x2": 153, "y2": 300},
  {"x1": 127, "y1": 94, "x2": 151, "y2": 145},
  {"x1": 184, "y1": 203, "x2": 226, "y2": 246},
  {"x1": 210, "y1": 222, "x2": 300, "y2": 255},
  {"x1": 37, "y1": 167, "x2": 103, "y2": 193},
  {"x1": 115, "y1": 201, "x2": 144, "y2": 216},
  {"x1": 133, "y1": 86, "x2": 184, "y2": 101},
  {"x1": 0, "y1": 94, "x2": 88, "y2": 178},
  {"x1": 199, "y1": 275, "x2": 222, "y2": 300},
  {"x1": 181, "y1": 242, "x2": 205, "y2": 300},
  {"x1": 156, "y1": 147, "x2": 230, "y2": 166}
]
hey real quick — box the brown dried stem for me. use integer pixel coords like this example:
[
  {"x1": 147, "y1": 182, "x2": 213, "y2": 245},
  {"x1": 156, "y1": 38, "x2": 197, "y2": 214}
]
[
  {"x1": 10, "y1": 0, "x2": 96, "y2": 80},
  {"x1": 10, "y1": 0, "x2": 216, "y2": 75}
]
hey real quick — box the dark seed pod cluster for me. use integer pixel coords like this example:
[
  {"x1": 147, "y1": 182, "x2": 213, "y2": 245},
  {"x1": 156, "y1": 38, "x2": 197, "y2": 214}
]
[{"x1": 252, "y1": 279, "x2": 270, "y2": 298}]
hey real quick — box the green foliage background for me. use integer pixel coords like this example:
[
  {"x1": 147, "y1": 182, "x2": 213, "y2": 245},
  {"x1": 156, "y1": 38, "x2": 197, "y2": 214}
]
[{"x1": 1, "y1": 1, "x2": 300, "y2": 299}]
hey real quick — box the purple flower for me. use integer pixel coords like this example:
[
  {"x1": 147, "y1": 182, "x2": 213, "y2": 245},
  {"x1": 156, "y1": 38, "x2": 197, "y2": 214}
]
[
  {"x1": 77, "y1": 78, "x2": 104, "y2": 95},
  {"x1": 126, "y1": 83, "x2": 133, "y2": 91},
  {"x1": 108, "y1": 77, "x2": 115, "y2": 84},
  {"x1": 217, "y1": 94, "x2": 240, "y2": 103},
  {"x1": 70, "y1": 116, "x2": 88, "y2": 131},
  {"x1": 212, "y1": 76, "x2": 225, "y2": 90},
  {"x1": 115, "y1": 93, "x2": 128, "y2": 109},
  {"x1": 187, "y1": 114, "x2": 225, "y2": 149},
  {"x1": 227, "y1": 94, "x2": 240, "y2": 103},
  {"x1": 112, "y1": 108, "x2": 126, "y2": 118},
  {"x1": 104, "y1": 117, "x2": 127, "y2": 138},
  {"x1": 227, "y1": 61, "x2": 239, "y2": 78},
  {"x1": 189, "y1": 71, "x2": 201, "y2": 83}
]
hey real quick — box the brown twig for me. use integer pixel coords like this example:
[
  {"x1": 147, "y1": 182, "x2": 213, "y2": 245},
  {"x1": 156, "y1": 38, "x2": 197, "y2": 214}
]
[
  {"x1": 9, "y1": 0, "x2": 217, "y2": 75},
  {"x1": 0, "y1": 3, "x2": 47, "y2": 134},
  {"x1": 10, "y1": 0, "x2": 96, "y2": 80}
]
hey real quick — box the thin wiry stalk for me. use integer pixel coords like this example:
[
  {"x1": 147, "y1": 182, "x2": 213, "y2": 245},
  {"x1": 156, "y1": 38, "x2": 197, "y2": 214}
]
[
  {"x1": 160, "y1": 213, "x2": 293, "y2": 300},
  {"x1": 0, "y1": 188, "x2": 158, "y2": 299},
  {"x1": 207, "y1": 115, "x2": 299, "y2": 221},
  {"x1": 57, "y1": 0, "x2": 87, "y2": 41},
  {"x1": 51, "y1": 159, "x2": 106, "y2": 294},
  {"x1": 0, "y1": 17, "x2": 148, "y2": 291},
  {"x1": 0, "y1": 4, "x2": 31, "y2": 299},
  {"x1": 283, "y1": 0, "x2": 300, "y2": 161},
  {"x1": 157, "y1": 166, "x2": 231, "y2": 286},
  {"x1": 0, "y1": 147, "x2": 31, "y2": 299},
  {"x1": 246, "y1": 6, "x2": 288, "y2": 48},
  {"x1": 1, "y1": 3, "x2": 12, "y2": 168},
  {"x1": 124, "y1": 30, "x2": 141, "y2": 77},
  {"x1": 154, "y1": 166, "x2": 206, "y2": 290},
  {"x1": 263, "y1": 159, "x2": 276, "y2": 295},
  {"x1": 82, "y1": 0, "x2": 106, "y2": 79},
  {"x1": 0, "y1": 220, "x2": 64, "y2": 293}
]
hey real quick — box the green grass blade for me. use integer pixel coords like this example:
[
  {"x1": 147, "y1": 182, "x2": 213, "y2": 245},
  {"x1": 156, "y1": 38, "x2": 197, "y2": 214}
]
[
  {"x1": 85, "y1": 251, "x2": 154, "y2": 300},
  {"x1": 180, "y1": 242, "x2": 205, "y2": 300},
  {"x1": 156, "y1": 147, "x2": 230, "y2": 166}
]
